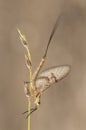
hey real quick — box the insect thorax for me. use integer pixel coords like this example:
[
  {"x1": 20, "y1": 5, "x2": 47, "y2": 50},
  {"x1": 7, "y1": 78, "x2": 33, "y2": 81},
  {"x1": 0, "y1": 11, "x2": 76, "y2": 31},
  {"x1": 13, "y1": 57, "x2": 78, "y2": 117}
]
[{"x1": 24, "y1": 81, "x2": 40, "y2": 98}]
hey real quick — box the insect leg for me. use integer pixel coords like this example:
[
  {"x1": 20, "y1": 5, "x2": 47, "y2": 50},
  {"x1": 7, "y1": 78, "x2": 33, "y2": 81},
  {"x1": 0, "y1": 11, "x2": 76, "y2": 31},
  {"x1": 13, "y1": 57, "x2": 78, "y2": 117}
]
[
  {"x1": 24, "y1": 81, "x2": 30, "y2": 85},
  {"x1": 22, "y1": 110, "x2": 28, "y2": 114},
  {"x1": 33, "y1": 58, "x2": 45, "y2": 81},
  {"x1": 43, "y1": 14, "x2": 62, "y2": 58},
  {"x1": 33, "y1": 14, "x2": 62, "y2": 81},
  {"x1": 26, "y1": 107, "x2": 37, "y2": 119},
  {"x1": 22, "y1": 108, "x2": 35, "y2": 115}
]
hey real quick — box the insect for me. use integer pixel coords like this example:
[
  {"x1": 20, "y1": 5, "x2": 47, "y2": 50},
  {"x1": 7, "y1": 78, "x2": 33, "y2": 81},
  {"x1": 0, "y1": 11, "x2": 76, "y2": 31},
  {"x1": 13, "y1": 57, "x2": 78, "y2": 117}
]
[{"x1": 18, "y1": 14, "x2": 71, "y2": 118}]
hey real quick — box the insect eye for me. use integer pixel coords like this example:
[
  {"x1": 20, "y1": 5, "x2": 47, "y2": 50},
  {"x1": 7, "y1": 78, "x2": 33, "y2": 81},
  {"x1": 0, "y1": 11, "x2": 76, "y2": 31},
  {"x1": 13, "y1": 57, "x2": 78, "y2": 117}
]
[{"x1": 38, "y1": 101, "x2": 41, "y2": 105}]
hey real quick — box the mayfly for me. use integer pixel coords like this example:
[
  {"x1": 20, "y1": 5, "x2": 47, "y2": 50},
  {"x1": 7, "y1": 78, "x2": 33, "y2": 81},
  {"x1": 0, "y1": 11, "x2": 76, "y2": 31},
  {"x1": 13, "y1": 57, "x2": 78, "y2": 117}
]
[{"x1": 18, "y1": 14, "x2": 71, "y2": 118}]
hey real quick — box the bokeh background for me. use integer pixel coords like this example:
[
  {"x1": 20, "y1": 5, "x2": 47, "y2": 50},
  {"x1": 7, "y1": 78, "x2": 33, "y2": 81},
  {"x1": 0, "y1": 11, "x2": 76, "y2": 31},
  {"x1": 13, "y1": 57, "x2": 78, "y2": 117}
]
[{"x1": 0, "y1": 0, "x2": 86, "y2": 130}]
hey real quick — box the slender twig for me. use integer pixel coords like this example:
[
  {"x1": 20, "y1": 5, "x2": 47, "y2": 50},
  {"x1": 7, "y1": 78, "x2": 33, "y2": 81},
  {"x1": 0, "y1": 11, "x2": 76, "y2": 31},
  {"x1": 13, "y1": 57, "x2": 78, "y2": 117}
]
[{"x1": 18, "y1": 29, "x2": 32, "y2": 130}]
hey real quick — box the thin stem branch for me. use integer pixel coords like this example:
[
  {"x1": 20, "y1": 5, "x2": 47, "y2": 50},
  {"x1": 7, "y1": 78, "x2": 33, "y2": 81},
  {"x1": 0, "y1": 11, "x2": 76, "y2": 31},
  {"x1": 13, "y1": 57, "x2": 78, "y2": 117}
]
[{"x1": 18, "y1": 29, "x2": 33, "y2": 130}]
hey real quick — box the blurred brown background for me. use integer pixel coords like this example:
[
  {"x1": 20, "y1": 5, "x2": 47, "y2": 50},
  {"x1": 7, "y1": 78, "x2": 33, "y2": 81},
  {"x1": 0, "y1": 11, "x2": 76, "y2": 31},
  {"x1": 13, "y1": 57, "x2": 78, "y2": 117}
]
[{"x1": 0, "y1": 0, "x2": 86, "y2": 130}]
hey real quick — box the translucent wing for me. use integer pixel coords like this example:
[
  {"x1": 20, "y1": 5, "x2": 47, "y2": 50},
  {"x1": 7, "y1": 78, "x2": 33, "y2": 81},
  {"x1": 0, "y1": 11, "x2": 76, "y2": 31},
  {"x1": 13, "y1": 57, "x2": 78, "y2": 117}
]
[{"x1": 35, "y1": 65, "x2": 71, "y2": 92}]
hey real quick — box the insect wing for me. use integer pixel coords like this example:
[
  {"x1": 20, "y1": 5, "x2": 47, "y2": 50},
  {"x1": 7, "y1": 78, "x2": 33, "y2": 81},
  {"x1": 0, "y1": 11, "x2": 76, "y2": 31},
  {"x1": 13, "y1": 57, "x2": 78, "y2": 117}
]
[
  {"x1": 36, "y1": 65, "x2": 70, "y2": 92},
  {"x1": 36, "y1": 77, "x2": 50, "y2": 92}
]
